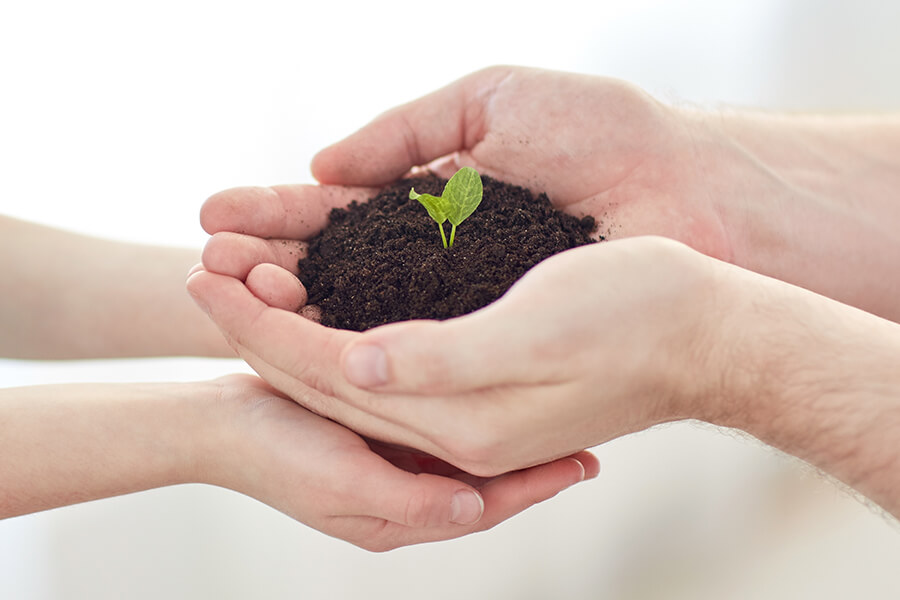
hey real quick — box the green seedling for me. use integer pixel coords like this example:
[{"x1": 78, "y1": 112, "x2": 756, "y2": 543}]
[{"x1": 409, "y1": 167, "x2": 483, "y2": 248}]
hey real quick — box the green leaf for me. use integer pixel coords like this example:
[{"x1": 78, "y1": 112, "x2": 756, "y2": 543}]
[
  {"x1": 442, "y1": 166, "x2": 483, "y2": 227},
  {"x1": 409, "y1": 188, "x2": 448, "y2": 224},
  {"x1": 410, "y1": 167, "x2": 484, "y2": 248}
]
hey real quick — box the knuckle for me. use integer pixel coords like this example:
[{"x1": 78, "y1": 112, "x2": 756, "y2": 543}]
[{"x1": 403, "y1": 486, "x2": 436, "y2": 529}]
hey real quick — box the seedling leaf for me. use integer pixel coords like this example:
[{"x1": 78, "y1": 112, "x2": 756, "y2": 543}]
[
  {"x1": 443, "y1": 167, "x2": 483, "y2": 226},
  {"x1": 410, "y1": 167, "x2": 484, "y2": 248},
  {"x1": 409, "y1": 188, "x2": 449, "y2": 224}
]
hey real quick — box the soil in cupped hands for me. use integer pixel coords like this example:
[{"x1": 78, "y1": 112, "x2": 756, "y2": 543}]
[{"x1": 298, "y1": 173, "x2": 600, "y2": 331}]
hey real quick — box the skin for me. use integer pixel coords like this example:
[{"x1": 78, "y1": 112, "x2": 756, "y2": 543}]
[
  {"x1": 189, "y1": 67, "x2": 900, "y2": 515},
  {"x1": 306, "y1": 66, "x2": 900, "y2": 320},
  {"x1": 0, "y1": 216, "x2": 233, "y2": 359},
  {"x1": 191, "y1": 66, "x2": 900, "y2": 517},
  {"x1": 0, "y1": 374, "x2": 595, "y2": 551},
  {"x1": 190, "y1": 237, "x2": 900, "y2": 519},
  {"x1": 1, "y1": 214, "x2": 597, "y2": 551}
]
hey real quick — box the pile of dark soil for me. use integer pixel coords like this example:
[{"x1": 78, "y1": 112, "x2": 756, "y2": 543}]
[{"x1": 298, "y1": 174, "x2": 598, "y2": 331}]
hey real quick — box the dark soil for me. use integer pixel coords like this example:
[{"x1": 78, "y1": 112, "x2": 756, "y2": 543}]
[{"x1": 298, "y1": 174, "x2": 599, "y2": 331}]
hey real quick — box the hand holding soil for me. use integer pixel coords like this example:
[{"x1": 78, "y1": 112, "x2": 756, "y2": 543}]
[
  {"x1": 190, "y1": 234, "x2": 900, "y2": 520},
  {"x1": 200, "y1": 65, "x2": 900, "y2": 321},
  {"x1": 192, "y1": 65, "x2": 900, "y2": 521},
  {"x1": 312, "y1": 65, "x2": 900, "y2": 322},
  {"x1": 190, "y1": 236, "x2": 720, "y2": 475},
  {"x1": 336, "y1": 236, "x2": 900, "y2": 519}
]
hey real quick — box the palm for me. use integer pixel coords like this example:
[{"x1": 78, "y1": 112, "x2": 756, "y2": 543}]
[
  {"x1": 202, "y1": 375, "x2": 596, "y2": 551},
  {"x1": 251, "y1": 392, "x2": 475, "y2": 482},
  {"x1": 310, "y1": 66, "x2": 733, "y2": 261},
  {"x1": 447, "y1": 69, "x2": 731, "y2": 260},
  {"x1": 200, "y1": 67, "x2": 733, "y2": 282}
]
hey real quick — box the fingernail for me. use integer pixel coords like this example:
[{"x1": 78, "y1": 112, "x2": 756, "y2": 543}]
[
  {"x1": 450, "y1": 490, "x2": 484, "y2": 525},
  {"x1": 186, "y1": 279, "x2": 210, "y2": 315},
  {"x1": 187, "y1": 263, "x2": 205, "y2": 278},
  {"x1": 570, "y1": 458, "x2": 586, "y2": 482},
  {"x1": 343, "y1": 344, "x2": 389, "y2": 388}
]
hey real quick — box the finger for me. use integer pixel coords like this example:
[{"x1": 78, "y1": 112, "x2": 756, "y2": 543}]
[
  {"x1": 231, "y1": 335, "x2": 436, "y2": 454},
  {"x1": 487, "y1": 455, "x2": 588, "y2": 502},
  {"x1": 245, "y1": 263, "x2": 307, "y2": 312},
  {"x1": 570, "y1": 450, "x2": 601, "y2": 480},
  {"x1": 475, "y1": 456, "x2": 589, "y2": 529},
  {"x1": 348, "y1": 462, "x2": 486, "y2": 529},
  {"x1": 189, "y1": 278, "x2": 438, "y2": 453},
  {"x1": 200, "y1": 184, "x2": 376, "y2": 238},
  {"x1": 339, "y1": 311, "x2": 549, "y2": 395},
  {"x1": 186, "y1": 269, "x2": 353, "y2": 394},
  {"x1": 202, "y1": 231, "x2": 306, "y2": 279},
  {"x1": 350, "y1": 453, "x2": 591, "y2": 550},
  {"x1": 311, "y1": 66, "x2": 513, "y2": 187}
]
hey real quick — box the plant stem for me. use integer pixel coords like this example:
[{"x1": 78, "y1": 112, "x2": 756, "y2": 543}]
[
  {"x1": 439, "y1": 224, "x2": 448, "y2": 248},
  {"x1": 449, "y1": 224, "x2": 457, "y2": 248}
]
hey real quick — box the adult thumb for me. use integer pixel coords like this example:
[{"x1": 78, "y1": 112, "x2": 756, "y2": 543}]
[{"x1": 339, "y1": 312, "x2": 541, "y2": 395}]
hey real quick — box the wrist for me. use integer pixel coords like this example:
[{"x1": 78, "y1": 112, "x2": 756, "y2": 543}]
[
  {"x1": 706, "y1": 267, "x2": 900, "y2": 515},
  {"x1": 183, "y1": 375, "x2": 281, "y2": 496},
  {"x1": 125, "y1": 380, "x2": 230, "y2": 489},
  {"x1": 175, "y1": 378, "x2": 248, "y2": 490},
  {"x1": 690, "y1": 109, "x2": 900, "y2": 320}
]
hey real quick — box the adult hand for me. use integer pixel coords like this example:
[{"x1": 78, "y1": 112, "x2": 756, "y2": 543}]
[
  {"x1": 308, "y1": 66, "x2": 733, "y2": 258},
  {"x1": 313, "y1": 65, "x2": 900, "y2": 322},
  {"x1": 198, "y1": 66, "x2": 733, "y2": 285},
  {"x1": 201, "y1": 65, "x2": 900, "y2": 324},
  {"x1": 189, "y1": 237, "x2": 718, "y2": 477},
  {"x1": 333, "y1": 237, "x2": 723, "y2": 474},
  {"x1": 343, "y1": 236, "x2": 900, "y2": 520}
]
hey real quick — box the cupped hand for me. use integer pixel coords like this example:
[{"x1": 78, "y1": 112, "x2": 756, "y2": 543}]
[
  {"x1": 189, "y1": 236, "x2": 728, "y2": 477},
  {"x1": 310, "y1": 65, "x2": 736, "y2": 259},
  {"x1": 188, "y1": 66, "x2": 759, "y2": 478},
  {"x1": 332, "y1": 237, "x2": 724, "y2": 475},
  {"x1": 198, "y1": 66, "x2": 743, "y2": 288},
  {"x1": 204, "y1": 373, "x2": 597, "y2": 551}
]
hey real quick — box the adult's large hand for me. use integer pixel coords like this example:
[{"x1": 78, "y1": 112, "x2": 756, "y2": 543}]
[
  {"x1": 309, "y1": 65, "x2": 900, "y2": 321},
  {"x1": 309, "y1": 66, "x2": 732, "y2": 259},
  {"x1": 202, "y1": 65, "x2": 899, "y2": 322},
  {"x1": 188, "y1": 237, "x2": 721, "y2": 478},
  {"x1": 199, "y1": 66, "x2": 732, "y2": 282}
]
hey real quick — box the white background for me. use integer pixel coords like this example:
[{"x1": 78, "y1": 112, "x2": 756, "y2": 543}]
[{"x1": 2, "y1": 1, "x2": 899, "y2": 598}]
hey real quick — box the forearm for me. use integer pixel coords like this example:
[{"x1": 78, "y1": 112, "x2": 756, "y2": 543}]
[
  {"x1": 699, "y1": 111, "x2": 900, "y2": 321},
  {"x1": 0, "y1": 381, "x2": 219, "y2": 518},
  {"x1": 0, "y1": 216, "x2": 233, "y2": 358},
  {"x1": 710, "y1": 266, "x2": 900, "y2": 517}
]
